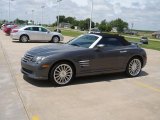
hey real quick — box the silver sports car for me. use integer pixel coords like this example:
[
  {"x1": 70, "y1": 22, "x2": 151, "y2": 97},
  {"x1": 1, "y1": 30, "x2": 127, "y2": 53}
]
[
  {"x1": 21, "y1": 33, "x2": 147, "y2": 86},
  {"x1": 11, "y1": 25, "x2": 64, "y2": 43}
]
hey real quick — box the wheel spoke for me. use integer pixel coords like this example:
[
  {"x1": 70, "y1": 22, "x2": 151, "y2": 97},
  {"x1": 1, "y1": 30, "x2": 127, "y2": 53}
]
[
  {"x1": 128, "y1": 59, "x2": 142, "y2": 76},
  {"x1": 53, "y1": 64, "x2": 73, "y2": 85}
]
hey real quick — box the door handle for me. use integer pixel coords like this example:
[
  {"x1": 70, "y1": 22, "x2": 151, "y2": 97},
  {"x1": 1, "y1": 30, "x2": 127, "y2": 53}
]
[{"x1": 120, "y1": 50, "x2": 127, "y2": 53}]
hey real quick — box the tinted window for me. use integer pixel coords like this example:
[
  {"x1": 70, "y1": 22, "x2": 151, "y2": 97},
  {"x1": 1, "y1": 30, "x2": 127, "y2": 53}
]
[
  {"x1": 98, "y1": 37, "x2": 124, "y2": 47},
  {"x1": 40, "y1": 27, "x2": 48, "y2": 32},
  {"x1": 142, "y1": 37, "x2": 147, "y2": 39},
  {"x1": 32, "y1": 27, "x2": 39, "y2": 31},
  {"x1": 25, "y1": 27, "x2": 32, "y2": 31},
  {"x1": 68, "y1": 35, "x2": 99, "y2": 48}
]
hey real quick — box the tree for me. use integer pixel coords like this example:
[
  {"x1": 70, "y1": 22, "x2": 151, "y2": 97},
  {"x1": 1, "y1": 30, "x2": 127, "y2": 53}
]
[
  {"x1": 110, "y1": 18, "x2": 128, "y2": 33},
  {"x1": 78, "y1": 18, "x2": 95, "y2": 30},
  {"x1": 98, "y1": 19, "x2": 107, "y2": 32},
  {"x1": 56, "y1": 15, "x2": 66, "y2": 23},
  {"x1": 14, "y1": 18, "x2": 28, "y2": 25},
  {"x1": 106, "y1": 24, "x2": 112, "y2": 32},
  {"x1": 65, "y1": 17, "x2": 75, "y2": 24}
]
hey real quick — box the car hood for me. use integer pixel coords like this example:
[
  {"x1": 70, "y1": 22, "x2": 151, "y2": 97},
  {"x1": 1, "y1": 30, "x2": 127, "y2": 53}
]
[{"x1": 27, "y1": 43, "x2": 86, "y2": 56}]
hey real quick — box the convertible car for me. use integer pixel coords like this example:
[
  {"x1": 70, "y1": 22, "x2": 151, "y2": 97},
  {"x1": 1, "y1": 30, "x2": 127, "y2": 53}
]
[{"x1": 21, "y1": 33, "x2": 147, "y2": 86}]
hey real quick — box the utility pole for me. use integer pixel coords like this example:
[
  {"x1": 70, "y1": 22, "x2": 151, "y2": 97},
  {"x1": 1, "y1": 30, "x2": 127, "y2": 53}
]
[
  {"x1": 41, "y1": 6, "x2": 45, "y2": 25},
  {"x1": 31, "y1": 10, "x2": 34, "y2": 24},
  {"x1": 9, "y1": 0, "x2": 14, "y2": 22},
  {"x1": 131, "y1": 23, "x2": 134, "y2": 32},
  {"x1": 89, "y1": 0, "x2": 93, "y2": 32},
  {"x1": 57, "y1": 0, "x2": 62, "y2": 30}
]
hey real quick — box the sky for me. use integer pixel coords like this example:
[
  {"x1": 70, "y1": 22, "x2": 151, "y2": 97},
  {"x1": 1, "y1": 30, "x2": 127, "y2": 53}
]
[{"x1": 0, "y1": 0, "x2": 160, "y2": 31}]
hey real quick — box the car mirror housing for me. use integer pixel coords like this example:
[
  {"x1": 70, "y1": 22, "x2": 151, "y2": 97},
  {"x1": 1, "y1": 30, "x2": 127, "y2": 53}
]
[{"x1": 97, "y1": 44, "x2": 105, "y2": 49}]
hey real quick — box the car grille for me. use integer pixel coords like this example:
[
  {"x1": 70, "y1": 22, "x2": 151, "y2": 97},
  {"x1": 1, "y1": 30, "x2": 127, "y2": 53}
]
[{"x1": 22, "y1": 54, "x2": 34, "y2": 63}]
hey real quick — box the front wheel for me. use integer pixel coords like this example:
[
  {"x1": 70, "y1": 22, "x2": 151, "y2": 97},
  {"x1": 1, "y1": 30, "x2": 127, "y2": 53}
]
[
  {"x1": 51, "y1": 36, "x2": 60, "y2": 43},
  {"x1": 49, "y1": 62, "x2": 74, "y2": 86},
  {"x1": 126, "y1": 58, "x2": 142, "y2": 77}
]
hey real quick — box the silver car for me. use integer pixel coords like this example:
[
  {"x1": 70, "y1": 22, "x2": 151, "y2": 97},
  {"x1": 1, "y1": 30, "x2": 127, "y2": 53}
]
[
  {"x1": 10, "y1": 26, "x2": 64, "y2": 43},
  {"x1": 140, "y1": 36, "x2": 148, "y2": 44}
]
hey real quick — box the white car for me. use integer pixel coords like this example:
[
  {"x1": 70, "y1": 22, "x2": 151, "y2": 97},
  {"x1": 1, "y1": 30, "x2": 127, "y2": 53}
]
[
  {"x1": 10, "y1": 26, "x2": 64, "y2": 43},
  {"x1": 89, "y1": 28, "x2": 101, "y2": 34}
]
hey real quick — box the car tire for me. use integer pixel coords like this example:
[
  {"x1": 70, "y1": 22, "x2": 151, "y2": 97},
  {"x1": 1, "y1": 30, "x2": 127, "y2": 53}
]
[
  {"x1": 49, "y1": 62, "x2": 74, "y2": 86},
  {"x1": 51, "y1": 36, "x2": 60, "y2": 43},
  {"x1": 126, "y1": 58, "x2": 142, "y2": 77},
  {"x1": 20, "y1": 35, "x2": 29, "y2": 43}
]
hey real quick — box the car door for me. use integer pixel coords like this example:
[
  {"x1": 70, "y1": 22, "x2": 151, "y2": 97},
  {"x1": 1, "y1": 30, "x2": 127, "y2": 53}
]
[
  {"x1": 93, "y1": 37, "x2": 129, "y2": 72},
  {"x1": 24, "y1": 27, "x2": 34, "y2": 40},
  {"x1": 39, "y1": 27, "x2": 51, "y2": 41},
  {"x1": 30, "y1": 27, "x2": 44, "y2": 40}
]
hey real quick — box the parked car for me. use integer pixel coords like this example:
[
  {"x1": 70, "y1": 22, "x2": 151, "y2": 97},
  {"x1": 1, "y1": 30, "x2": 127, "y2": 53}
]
[
  {"x1": 10, "y1": 26, "x2": 64, "y2": 43},
  {"x1": 89, "y1": 28, "x2": 101, "y2": 34},
  {"x1": 3, "y1": 24, "x2": 17, "y2": 35},
  {"x1": 1, "y1": 23, "x2": 10, "y2": 30},
  {"x1": 21, "y1": 33, "x2": 147, "y2": 86},
  {"x1": 54, "y1": 29, "x2": 61, "y2": 33},
  {"x1": 140, "y1": 36, "x2": 148, "y2": 44}
]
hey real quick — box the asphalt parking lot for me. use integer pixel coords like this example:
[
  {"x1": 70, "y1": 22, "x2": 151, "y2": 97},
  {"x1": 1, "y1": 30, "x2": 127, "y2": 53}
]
[{"x1": 0, "y1": 30, "x2": 160, "y2": 120}]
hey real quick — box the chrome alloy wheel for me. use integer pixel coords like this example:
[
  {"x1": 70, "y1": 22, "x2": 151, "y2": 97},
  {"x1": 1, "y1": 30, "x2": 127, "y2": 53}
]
[
  {"x1": 21, "y1": 36, "x2": 28, "y2": 43},
  {"x1": 53, "y1": 64, "x2": 73, "y2": 85},
  {"x1": 52, "y1": 36, "x2": 59, "y2": 43},
  {"x1": 128, "y1": 59, "x2": 142, "y2": 77}
]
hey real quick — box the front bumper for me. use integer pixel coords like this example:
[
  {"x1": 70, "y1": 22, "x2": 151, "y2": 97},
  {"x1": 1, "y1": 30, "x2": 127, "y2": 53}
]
[
  {"x1": 21, "y1": 60, "x2": 50, "y2": 80},
  {"x1": 60, "y1": 35, "x2": 64, "y2": 41}
]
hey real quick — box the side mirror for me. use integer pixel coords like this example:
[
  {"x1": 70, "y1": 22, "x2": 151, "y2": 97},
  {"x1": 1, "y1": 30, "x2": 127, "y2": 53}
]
[{"x1": 97, "y1": 44, "x2": 105, "y2": 49}]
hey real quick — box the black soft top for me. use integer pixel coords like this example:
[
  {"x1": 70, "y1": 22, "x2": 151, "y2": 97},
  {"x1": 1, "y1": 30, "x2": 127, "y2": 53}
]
[{"x1": 92, "y1": 33, "x2": 131, "y2": 46}]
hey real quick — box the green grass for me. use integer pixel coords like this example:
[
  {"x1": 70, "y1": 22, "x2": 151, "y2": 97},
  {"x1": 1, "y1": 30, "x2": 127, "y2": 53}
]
[
  {"x1": 61, "y1": 29, "x2": 85, "y2": 37},
  {"x1": 47, "y1": 27, "x2": 85, "y2": 37},
  {"x1": 125, "y1": 37, "x2": 160, "y2": 51}
]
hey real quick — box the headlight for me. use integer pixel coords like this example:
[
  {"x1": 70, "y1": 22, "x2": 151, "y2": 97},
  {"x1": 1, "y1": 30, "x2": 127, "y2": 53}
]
[{"x1": 32, "y1": 56, "x2": 46, "y2": 64}]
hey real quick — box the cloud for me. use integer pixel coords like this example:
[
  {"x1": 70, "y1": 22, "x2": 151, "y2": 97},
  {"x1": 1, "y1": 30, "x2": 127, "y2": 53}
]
[{"x1": 0, "y1": 0, "x2": 159, "y2": 30}]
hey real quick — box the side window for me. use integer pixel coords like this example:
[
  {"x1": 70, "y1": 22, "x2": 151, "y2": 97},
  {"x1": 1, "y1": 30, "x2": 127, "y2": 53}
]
[
  {"x1": 32, "y1": 27, "x2": 39, "y2": 31},
  {"x1": 25, "y1": 27, "x2": 32, "y2": 31},
  {"x1": 40, "y1": 27, "x2": 48, "y2": 32},
  {"x1": 98, "y1": 37, "x2": 124, "y2": 47}
]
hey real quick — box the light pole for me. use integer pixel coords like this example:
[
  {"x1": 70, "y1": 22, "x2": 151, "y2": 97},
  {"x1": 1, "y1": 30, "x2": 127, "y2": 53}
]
[
  {"x1": 131, "y1": 23, "x2": 134, "y2": 32},
  {"x1": 9, "y1": 0, "x2": 14, "y2": 22},
  {"x1": 57, "y1": 0, "x2": 62, "y2": 30},
  {"x1": 41, "y1": 5, "x2": 45, "y2": 25},
  {"x1": 31, "y1": 10, "x2": 34, "y2": 24},
  {"x1": 89, "y1": 0, "x2": 93, "y2": 32}
]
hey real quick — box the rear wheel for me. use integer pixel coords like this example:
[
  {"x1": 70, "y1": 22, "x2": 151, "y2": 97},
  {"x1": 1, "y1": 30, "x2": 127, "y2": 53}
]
[
  {"x1": 49, "y1": 62, "x2": 74, "y2": 86},
  {"x1": 126, "y1": 58, "x2": 142, "y2": 77},
  {"x1": 51, "y1": 36, "x2": 60, "y2": 43},
  {"x1": 20, "y1": 35, "x2": 29, "y2": 43}
]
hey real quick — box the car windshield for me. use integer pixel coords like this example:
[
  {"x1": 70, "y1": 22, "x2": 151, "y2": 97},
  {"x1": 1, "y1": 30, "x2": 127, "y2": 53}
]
[
  {"x1": 68, "y1": 35, "x2": 99, "y2": 48},
  {"x1": 142, "y1": 37, "x2": 147, "y2": 39},
  {"x1": 92, "y1": 29, "x2": 99, "y2": 32}
]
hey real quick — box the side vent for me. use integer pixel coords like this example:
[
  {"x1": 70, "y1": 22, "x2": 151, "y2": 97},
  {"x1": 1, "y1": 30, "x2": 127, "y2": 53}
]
[{"x1": 79, "y1": 60, "x2": 90, "y2": 67}]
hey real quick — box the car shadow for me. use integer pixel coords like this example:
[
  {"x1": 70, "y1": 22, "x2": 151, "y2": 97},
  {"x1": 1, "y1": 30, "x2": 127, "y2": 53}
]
[
  {"x1": 12, "y1": 41, "x2": 65, "y2": 44},
  {"x1": 12, "y1": 41, "x2": 50, "y2": 43},
  {"x1": 23, "y1": 71, "x2": 149, "y2": 87}
]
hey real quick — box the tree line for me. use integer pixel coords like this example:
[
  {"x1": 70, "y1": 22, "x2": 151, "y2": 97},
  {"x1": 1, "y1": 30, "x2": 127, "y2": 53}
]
[
  {"x1": 1, "y1": 16, "x2": 128, "y2": 33},
  {"x1": 52, "y1": 16, "x2": 128, "y2": 33}
]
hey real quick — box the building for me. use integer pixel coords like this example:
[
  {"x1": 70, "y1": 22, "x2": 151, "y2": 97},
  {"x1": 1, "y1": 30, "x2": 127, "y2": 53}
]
[
  {"x1": 59, "y1": 22, "x2": 71, "y2": 28},
  {"x1": 152, "y1": 31, "x2": 160, "y2": 39},
  {"x1": 111, "y1": 27, "x2": 118, "y2": 33}
]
